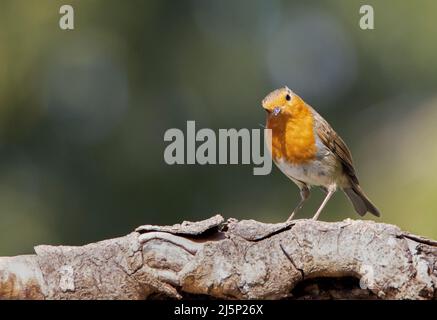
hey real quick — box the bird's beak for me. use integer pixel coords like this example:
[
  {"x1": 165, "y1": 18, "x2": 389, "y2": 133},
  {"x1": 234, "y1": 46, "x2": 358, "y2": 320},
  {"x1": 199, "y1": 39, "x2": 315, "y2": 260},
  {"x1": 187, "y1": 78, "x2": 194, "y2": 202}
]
[
  {"x1": 262, "y1": 102, "x2": 273, "y2": 114},
  {"x1": 262, "y1": 102, "x2": 269, "y2": 113}
]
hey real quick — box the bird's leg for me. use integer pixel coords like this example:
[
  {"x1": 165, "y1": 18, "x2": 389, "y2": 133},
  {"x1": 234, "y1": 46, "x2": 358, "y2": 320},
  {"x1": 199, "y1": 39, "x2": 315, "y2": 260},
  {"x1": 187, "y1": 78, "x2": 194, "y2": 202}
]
[
  {"x1": 312, "y1": 186, "x2": 336, "y2": 220},
  {"x1": 287, "y1": 186, "x2": 310, "y2": 221}
]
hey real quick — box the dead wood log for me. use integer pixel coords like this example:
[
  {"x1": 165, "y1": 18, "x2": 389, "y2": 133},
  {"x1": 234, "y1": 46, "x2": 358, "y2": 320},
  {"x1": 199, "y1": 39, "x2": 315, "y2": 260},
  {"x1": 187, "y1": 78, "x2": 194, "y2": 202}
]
[{"x1": 1, "y1": 215, "x2": 436, "y2": 300}]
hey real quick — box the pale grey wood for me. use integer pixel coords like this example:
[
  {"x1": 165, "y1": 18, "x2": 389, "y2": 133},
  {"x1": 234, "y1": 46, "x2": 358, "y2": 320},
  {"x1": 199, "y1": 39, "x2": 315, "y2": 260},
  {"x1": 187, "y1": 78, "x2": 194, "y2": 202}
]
[{"x1": 0, "y1": 216, "x2": 436, "y2": 299}]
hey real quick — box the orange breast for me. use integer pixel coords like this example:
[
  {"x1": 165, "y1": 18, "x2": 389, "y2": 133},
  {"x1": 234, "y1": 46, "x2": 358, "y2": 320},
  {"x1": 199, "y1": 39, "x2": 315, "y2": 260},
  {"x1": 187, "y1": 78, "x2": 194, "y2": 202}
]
[{"x1": 267, "y1": 103, "x2": 317, "y2": 164}]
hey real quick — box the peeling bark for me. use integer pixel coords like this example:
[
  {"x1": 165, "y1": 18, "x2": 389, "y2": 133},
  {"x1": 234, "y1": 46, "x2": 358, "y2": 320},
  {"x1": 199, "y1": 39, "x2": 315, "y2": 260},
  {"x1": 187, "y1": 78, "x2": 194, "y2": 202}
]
[{"x1": 0, "y1": 215, "x2": 436, "y2": 300}]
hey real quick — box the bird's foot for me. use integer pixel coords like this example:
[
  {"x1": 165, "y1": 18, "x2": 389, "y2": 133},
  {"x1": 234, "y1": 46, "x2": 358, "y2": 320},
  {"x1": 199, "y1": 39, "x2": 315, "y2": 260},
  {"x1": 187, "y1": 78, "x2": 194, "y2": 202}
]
[{"x1": 286, "y1": 212, "x2": 296, "y2": 222}]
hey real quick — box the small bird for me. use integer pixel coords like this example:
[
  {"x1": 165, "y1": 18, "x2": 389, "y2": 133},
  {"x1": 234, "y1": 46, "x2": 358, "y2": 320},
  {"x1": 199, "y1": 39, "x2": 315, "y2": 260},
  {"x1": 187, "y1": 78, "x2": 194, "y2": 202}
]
[{"x1": 262, "y1": 86, "x2": 380, "y2": 221}]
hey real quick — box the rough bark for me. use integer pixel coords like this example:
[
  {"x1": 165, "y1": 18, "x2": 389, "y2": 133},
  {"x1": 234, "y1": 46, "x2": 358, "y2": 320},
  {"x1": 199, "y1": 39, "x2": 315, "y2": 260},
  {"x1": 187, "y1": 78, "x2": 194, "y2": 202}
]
[{"x1": 1, "y1": 215, "x2": 436, "y2": 300}]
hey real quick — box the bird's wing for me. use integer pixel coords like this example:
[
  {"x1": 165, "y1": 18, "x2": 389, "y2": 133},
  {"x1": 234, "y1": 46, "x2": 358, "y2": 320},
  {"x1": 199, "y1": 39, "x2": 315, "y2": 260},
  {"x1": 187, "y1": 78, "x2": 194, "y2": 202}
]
[{"x1": 311, "y1": 108, "x2": 360, "y2": 185}]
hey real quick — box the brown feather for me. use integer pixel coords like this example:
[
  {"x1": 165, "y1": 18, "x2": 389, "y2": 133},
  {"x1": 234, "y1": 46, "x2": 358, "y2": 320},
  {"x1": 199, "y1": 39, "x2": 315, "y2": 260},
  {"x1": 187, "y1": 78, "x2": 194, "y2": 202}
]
[{"x1": 309, "y1": 106, "x2": 360, "y2": 186}]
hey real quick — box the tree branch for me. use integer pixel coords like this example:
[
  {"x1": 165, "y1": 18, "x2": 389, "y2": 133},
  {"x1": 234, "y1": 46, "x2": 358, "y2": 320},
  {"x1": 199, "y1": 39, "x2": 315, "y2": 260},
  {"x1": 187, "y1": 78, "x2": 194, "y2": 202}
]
[{"x1": 1, "y1": 215, "x2": 436, "y2": 299}]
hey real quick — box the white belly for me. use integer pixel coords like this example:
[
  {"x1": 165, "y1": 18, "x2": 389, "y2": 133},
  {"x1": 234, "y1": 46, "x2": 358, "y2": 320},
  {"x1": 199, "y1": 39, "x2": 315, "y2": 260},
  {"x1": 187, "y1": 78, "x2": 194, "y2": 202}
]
[{"x1": 274, "y1": 157, "x2": 346, "y2": 188}]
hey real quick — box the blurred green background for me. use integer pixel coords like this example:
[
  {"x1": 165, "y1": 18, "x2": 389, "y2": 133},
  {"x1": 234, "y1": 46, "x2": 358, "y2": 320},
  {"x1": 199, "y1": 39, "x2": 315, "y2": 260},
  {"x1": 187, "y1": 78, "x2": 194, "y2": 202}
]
[{"x1": 1, "y1": 0, "x2": 437, "y2": 255}]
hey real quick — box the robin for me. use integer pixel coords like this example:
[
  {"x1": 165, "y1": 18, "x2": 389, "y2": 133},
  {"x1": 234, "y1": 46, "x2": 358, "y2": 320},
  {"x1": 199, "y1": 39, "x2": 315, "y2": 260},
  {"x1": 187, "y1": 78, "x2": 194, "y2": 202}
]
[{"x1": 262, "y1": 86, "x2": 380, "y2": 221}]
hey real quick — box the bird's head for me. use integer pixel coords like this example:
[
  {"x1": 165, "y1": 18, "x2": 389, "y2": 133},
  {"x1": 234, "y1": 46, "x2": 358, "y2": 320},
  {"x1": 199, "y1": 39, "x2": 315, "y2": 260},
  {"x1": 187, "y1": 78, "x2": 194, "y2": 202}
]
[{"x1": 261, "y1": 86, "x2": 304, "y2": 117}]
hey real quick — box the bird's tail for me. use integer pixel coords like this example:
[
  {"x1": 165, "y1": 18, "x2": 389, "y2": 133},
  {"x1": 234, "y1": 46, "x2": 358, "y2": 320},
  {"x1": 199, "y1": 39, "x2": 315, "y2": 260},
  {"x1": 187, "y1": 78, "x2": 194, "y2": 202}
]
[{"x1": 343, "y1": 185, "x2": 380, "y2": 217}]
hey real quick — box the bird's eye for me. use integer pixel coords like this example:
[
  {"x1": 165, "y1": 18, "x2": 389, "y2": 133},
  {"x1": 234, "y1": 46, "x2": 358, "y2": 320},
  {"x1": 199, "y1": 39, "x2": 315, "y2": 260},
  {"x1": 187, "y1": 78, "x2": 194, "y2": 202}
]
[{"x1": 285, "y1": 94, "x2": 291, "y2": 101}]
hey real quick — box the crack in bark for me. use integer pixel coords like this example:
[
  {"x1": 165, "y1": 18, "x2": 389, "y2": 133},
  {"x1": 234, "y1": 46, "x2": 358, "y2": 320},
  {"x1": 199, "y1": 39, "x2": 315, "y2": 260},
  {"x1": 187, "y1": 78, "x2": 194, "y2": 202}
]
[
  {"x1": 400, "y1": 233, "x2": 437, "y2": 247},
  {"x1": 280, "y1": 242, "x2": 304, "y2": 280},
  {"x1": 249, "y1": 224, "x2": 294, "y2": 242}
]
